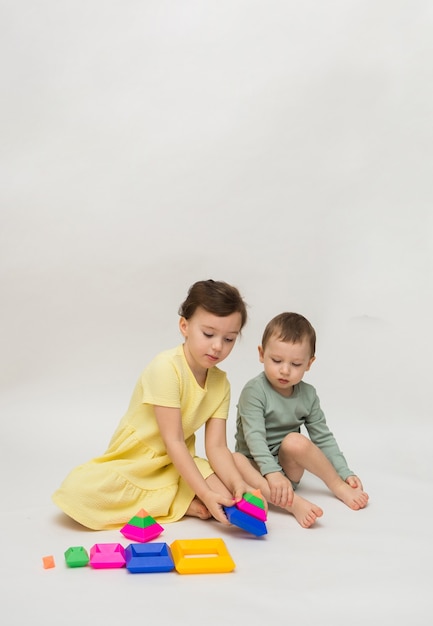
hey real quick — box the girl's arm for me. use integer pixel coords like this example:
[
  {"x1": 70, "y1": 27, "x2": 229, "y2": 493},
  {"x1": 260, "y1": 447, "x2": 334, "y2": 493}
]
[
  {"x1": 153, "y1": 406, "x2": 235, "y2": 524},
  {"x1": 205, "y1": 417, "x2": 251, "y2": 502}
]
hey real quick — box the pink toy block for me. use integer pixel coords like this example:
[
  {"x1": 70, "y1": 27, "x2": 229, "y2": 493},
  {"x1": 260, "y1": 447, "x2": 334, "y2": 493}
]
[
  {"x1": 89, "y1": 543, "x2": 126, "y2": 569},
  {"x1": 120, "y1": 509, "x2": 163, "y2": 543},
  {"x1": 236, "y1": 498, "x2": 267, "y2": 521}
]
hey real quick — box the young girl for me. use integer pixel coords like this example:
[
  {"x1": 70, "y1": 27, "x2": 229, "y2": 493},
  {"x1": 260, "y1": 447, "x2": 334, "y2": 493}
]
[{"x1": 52, "y1": 279, "x2": 252, "y2": 530}]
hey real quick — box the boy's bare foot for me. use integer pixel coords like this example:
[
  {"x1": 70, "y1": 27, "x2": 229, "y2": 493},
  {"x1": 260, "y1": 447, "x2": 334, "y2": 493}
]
[
  {"x1": 185, "y1": 497, "x2": 212, "y2": 520},
  {"x1": 285, "y1": 493, "x2": 323, "y2": 528},
  {"x1": 333, "y1": 482, "x2": 369, "y2": 510}
]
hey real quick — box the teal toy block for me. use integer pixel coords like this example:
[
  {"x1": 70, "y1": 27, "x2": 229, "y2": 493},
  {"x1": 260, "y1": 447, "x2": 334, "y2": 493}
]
[
  {"x1": 64, "y1": 546, "x2": 90, "y2": 568},
  {"x1": 89, "y1": 543, "x2": 126, "y2": 569},
  {"x1": 125, "y1": 543, "x2": 174, "y2": 573},
  {"x1": 224, "y1": 505, "x2": 267, "y2": 536}
]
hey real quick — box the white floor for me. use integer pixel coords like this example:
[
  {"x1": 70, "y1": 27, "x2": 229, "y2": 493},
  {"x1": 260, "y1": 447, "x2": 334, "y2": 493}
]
[
  {"x1": 2, "y1": 1, "x2": 433, "y2": 624},
  {"x1": 1, "y1": 375, "x2": 431, "y2": 626}
]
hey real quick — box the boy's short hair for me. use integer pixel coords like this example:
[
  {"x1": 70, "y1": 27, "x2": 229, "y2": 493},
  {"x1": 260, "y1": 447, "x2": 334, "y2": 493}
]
[{"x1": 261, "y1": 312, "x2": 316, "y2": 357}]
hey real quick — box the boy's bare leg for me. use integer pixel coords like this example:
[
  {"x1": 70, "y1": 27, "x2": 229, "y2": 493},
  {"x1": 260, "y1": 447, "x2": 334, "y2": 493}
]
[
  {"x1": 233, "y1": 452, "x2": 323, "y2": 528},
  {"x1": 279, "y1": 433, "x2": 369, "y2": 510}
]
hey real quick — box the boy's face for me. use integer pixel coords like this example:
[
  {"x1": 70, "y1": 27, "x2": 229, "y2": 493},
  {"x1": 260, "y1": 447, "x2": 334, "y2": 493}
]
[{"x1": 259, "y1": 334, "x2": 315, "y2": 397}]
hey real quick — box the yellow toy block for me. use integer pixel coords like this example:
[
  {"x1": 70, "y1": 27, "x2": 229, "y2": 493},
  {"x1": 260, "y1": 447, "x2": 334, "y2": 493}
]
[{"x1": 170, "y1": 538, "x2": 235, "y2": 574}]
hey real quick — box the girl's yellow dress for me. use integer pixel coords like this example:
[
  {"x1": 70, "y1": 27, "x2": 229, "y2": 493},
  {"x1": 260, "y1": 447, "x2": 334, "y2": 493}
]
[{"x1": 52, "y1": 345, "x2": 230, "y2": 530}]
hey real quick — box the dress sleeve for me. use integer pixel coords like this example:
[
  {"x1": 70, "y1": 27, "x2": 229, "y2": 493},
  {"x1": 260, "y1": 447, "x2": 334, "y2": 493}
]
[{"x1": 141, "y1": 353, "x2": 181, "y2": 408}]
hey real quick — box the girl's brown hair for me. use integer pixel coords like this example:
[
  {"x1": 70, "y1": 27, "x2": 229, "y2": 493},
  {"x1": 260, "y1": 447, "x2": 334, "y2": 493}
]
[{"x1": 179, "y1": 279, "x2": 248, "y2": 330}]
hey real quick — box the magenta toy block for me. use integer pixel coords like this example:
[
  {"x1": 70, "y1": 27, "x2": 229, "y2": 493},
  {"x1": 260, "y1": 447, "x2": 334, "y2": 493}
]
[
  {"x1": 224, "y1": 505, "x2": 267, "y2": 537},
  {"x1": 89, "y1": 543, "x2": 126, "y2": 569},
  {"x1": 236, "y1": 498, "x2": 267, "y2": 521},
  {"x1": 125, "y1": 543, "x2": 174, "y2": 573},
  {"x1": 121, "y1": 523, "x2": 163, "y2": 542},
  {"x1": 120, "y1": 508, "x2": 164, "y2": 543}
]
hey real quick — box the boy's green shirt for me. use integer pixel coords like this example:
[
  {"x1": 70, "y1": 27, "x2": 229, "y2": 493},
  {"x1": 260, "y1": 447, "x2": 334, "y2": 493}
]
[{"x1": 235, "y1": 372, "x2": 354, "y2": 480}]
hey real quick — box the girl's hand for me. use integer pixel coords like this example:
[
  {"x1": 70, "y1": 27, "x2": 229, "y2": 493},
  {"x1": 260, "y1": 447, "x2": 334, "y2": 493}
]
[
  {"x1": 201, "y1": 491, "x2": 236, "y2": 525},
  {"x1": 346, "y1": 475, "x2": 363, "y2": 489},
  {"x1": 231, "y1": 480, "x2": 256, "y2": 505},
  {"x1": 266, "y1": 472, "x2": 294, "y2": 507}
]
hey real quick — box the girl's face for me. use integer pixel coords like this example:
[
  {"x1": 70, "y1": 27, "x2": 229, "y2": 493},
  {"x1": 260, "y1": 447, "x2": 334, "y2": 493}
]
[
  {"x1": 179, "y1": 306, "x2": 242, "y2": 381},
  {"x1": 259, "y1": 334, "x2": 315, "y2": 397}
]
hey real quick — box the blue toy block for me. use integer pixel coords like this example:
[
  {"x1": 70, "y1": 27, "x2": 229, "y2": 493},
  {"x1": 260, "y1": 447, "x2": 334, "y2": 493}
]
[
  {"x1": 224, "y1": 505, "x2": 267, "y2": 536},
  {"x1": 125, "y1": 542, "x2": 174, "y2": 573}
]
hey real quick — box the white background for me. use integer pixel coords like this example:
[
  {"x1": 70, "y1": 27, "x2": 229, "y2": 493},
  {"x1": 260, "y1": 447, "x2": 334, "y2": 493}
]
[{"x1": 1, "y1": 1, "x2": 432, "y2": 624}]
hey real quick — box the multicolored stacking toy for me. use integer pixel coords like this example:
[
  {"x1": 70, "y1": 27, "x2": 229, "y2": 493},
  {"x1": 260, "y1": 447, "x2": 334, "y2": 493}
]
[
  {"x1": 236, "y1": 490, "x2": 267, "y2": 521},
  {"x1": 223, "y1": 490, "x2": 268, "y2": 537},
  {"x1": 120, "y1": 509, "x2": 164, "y2": 542}
]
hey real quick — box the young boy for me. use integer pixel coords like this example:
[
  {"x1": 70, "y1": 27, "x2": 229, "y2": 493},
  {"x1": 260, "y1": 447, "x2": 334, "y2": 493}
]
[{"x1": 233, "y1": 312, "x2": 368, "y2": 528}]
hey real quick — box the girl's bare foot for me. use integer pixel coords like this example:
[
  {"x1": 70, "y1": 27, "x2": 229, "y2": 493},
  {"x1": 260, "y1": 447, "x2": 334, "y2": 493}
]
[
  {"x1": 285, "y1": 493, "x2": 323, "y2": 528},
  {"x1": 333, "y1": 482, "x2": 369, "y2": 510},
  {"x1": 185, "y1": 497, "x2": 212, "y2": 520}
]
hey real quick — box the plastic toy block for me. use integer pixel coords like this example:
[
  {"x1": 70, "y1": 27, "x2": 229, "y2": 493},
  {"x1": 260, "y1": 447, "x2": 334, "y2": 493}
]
[
  {"x1": 89, "y1": 543, "x2": 126, "y2": 569},
  {"x1": 224, "y1": 505, "x2": 267, "y2": 536},
  {"x1": 64, "y1": 546, "x2": 90, "y2": 568},
  {"x1": 120, "y1": 508, "x2": 164, "y2": 543},
  {"x1": 125, "y1": 542, "x2": 174, "y2": 573},
  {"x1": 236, "y1": 497, "x2": 267, "y2": 521},
  {"x1": 170, "y1": 538, "x2": 235, "y2": 574},
  {"x1": 120, "y1": 523, "x2": 163, "y2": 542},
  {"x1": 243, "y1": 491, "x2": 266, "y2": 509},
  {"x1": 252, "y1": 488, "x2": 264, "y2": 498},
  {"x1": 42, "y1": 555, "x2": 55, "y2": 569}
]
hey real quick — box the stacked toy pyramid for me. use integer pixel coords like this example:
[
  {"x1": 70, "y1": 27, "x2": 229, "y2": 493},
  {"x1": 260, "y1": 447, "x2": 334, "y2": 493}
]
[
  {"x1": 236, "y1": 490, "x2": 267, "y2": 521},
  {"x1": 120, "y1": 509, "x2": 164, "y2": 542},
  {"x1": 223, "y1": 490, "x2": 268, "y2": 536}
]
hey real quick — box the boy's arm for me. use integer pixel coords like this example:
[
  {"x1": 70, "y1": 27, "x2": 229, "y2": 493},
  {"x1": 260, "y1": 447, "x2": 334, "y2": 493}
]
[
  {"x1": 304, "y1": 390, "x2": 355, "y2": 480},
  {"x1": 237, "y1": 384, "x2": 282, "y2": 476}
]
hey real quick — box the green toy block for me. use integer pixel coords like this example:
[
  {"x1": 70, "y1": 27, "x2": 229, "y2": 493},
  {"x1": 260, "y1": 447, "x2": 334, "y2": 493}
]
[
  {"x1": 64, "y1": 546, "x2": 90, "y2": 568},
  {"x1": 243, "y1": 492, "x2": 265, "y2": 509},
  {"x1": 127, "y1": 514, "x2": 157, "y2": 528}
]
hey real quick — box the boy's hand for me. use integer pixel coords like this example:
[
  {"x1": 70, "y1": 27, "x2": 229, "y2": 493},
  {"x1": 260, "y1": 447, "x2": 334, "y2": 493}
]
[{"x1": 265, "y1": 472, "x2": 294, "y2": 506}]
